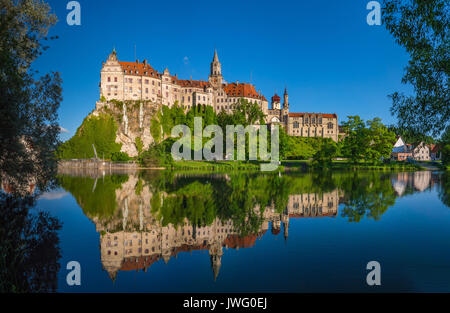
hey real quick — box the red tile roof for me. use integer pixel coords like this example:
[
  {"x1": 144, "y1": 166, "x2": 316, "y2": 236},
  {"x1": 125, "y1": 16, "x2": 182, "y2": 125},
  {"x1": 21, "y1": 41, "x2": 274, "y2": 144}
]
[
  {"x1": 223, "y1": 82, "x2": 267, "y2": 101},
  {"x1": 119, "y1": 61, "x2": 160, "y2": 78},
  {"x1": 431, "y1": 144, "x2": 441, "y2": 153},
  {"x1": 271, "y1": 93, "x2": 281, "y2": 103},
  {"x1": 175, "y1": 79, "x2": 210, "y2": 88},
  {"x1": 289, "y1": 113, "x2": 337, "y2": 118},
  {"x1": 224, "y1": 234, "x2": 258, "y2": 249}
]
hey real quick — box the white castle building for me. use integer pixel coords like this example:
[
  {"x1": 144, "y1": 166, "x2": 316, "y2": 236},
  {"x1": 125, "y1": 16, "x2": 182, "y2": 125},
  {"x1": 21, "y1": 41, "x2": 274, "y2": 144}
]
[{"x1": 99, "y1": 49, "x2": 339, "y2": 141}]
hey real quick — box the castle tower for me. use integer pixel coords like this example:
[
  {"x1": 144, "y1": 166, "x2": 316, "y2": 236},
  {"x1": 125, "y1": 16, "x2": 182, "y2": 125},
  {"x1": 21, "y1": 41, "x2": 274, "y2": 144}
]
[
  {"x1": 282, "y1": 209, "x2": 290, "y2": 242},
  {"x1": 100, "y1": 48, "x2": 124, "y2": 103},
  {"x1": 209, "y1": 49, "x2": 223, "y2": 89},
  {"x1": 283, "y1": 88, "x2": 289, "y2": 108},
  {"x1": 282, "y1": 88, "x2": 289, "y2": 124},
  {"x1": 209, "y1": 242, "x2": 223, "y2": 281},
  {"x1": 271, "y1": 93, "x2": 281, "y2": 110},
  {"x1": 108, "y1": 47, "x2": 118, "y2": 61}
]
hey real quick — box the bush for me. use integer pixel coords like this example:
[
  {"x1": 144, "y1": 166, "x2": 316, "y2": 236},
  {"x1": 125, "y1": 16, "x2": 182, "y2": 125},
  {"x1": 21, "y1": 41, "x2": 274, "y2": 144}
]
[
  {"x1": 139, "y1": 139, "x2": 175, "y2": 167},
  {"x1": 110, "y1": 151, "x2": 130, "y2": 162}
]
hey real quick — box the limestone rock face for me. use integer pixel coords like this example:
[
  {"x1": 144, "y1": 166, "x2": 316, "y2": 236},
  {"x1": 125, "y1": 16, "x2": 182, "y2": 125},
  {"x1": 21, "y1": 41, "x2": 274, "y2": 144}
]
[{"x1": 94, "y1": 100, "x2": 161, "y2": 157}]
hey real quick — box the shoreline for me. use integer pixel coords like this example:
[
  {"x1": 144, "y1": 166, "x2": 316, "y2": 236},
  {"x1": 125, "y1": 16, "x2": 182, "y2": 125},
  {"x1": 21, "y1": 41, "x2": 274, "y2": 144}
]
[{"x1": 57, "y1": 159, "x2": 445, "y2": 172}]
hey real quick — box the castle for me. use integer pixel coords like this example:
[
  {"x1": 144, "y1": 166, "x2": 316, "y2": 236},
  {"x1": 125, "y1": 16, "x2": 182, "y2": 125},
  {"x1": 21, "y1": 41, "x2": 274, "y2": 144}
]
[{"x1": 100, "y1": 49, "x2": 339, "y2": 141}]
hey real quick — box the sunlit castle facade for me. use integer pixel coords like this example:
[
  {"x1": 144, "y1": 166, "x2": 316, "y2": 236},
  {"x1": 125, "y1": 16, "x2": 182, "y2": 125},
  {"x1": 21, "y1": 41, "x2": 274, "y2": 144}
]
[
  {"x1": 100, "y1": 48, "x2": 268, "y2": 113},
  {"x1": 99, "y1": 49, "x2": 339, "y2": 141}
]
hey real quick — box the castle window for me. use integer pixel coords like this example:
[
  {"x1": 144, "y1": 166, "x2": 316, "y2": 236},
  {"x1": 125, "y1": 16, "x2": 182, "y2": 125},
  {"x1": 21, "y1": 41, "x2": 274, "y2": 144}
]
[
  {"x1": 293, "y1": 122, "x2": 299, "y2": 128},
  {"x1": 328, "y1": 123, "x2": 333, "y2": 129}
]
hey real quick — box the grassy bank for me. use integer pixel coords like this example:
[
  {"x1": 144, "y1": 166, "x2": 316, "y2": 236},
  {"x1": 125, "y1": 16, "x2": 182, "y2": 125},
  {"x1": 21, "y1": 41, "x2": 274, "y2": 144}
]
[
  {"x1": 169, "y1": 160, "x2": 270, "y2": 171},
  {"x1": 281, "y1": 160, "x2": 423, "y2": 171}
]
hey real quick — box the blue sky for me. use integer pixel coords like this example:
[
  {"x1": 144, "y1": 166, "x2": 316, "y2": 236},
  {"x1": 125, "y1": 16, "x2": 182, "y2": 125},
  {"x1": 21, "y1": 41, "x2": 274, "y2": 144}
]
[{"x1": 36, "y1": 0, "x2": 412, "y2": 141}]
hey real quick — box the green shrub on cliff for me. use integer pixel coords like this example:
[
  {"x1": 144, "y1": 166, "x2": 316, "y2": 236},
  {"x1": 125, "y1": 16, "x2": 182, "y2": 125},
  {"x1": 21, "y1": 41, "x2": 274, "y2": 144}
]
[{"x1": 57, "y1": 113, "x2": 122, "y2": 159}]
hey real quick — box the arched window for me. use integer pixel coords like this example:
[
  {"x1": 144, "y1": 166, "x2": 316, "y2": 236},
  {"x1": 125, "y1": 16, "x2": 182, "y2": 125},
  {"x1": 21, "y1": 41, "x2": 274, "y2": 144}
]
[
  {"x1": 328, "y1": 123, "x2": 333, "y2": 129},
  {"x1": 293, "y1": 121, "x2": 299, "y2": 128}
]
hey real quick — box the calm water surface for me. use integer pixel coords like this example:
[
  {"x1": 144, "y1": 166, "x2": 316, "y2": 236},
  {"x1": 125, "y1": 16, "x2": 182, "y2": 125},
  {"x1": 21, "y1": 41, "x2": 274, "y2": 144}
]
[{"x1": 35, "y1": 170, "x2": 450, "y2": 292}]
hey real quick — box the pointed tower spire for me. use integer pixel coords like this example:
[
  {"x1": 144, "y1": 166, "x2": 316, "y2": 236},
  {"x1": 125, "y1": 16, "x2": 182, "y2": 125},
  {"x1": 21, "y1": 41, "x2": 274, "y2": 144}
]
[
  {"x1": 213, "y1": 49, "x2": 219, "y2": 62},
  {"x1": 209, "y1": 48, "x2": 223, "y2": 88},
  {"x1": 283, "y1": 86, "x2": 289, "y2": 109}
]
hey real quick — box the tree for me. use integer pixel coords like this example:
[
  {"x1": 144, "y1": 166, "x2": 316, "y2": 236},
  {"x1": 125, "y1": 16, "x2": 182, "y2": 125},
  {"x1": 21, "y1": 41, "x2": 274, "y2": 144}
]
[
  {"x1": 0, "y1": 0, "x2": 61, "y2": 193},
  {"x1": 366, "y1": 118, "x2": 396, "y2": 163},
  {"x1": 312, "y1": 139, "x2": 338, "y2": 167},
  {"x1": 441, "y1": 126, "x2": 450, "y2": 166},
  {"x1": 218, "y1": 98, "x2": 265, "y2": 128},
  {"x1": 383, "y1": 0, "x2": 449, "y2": 138},
  {"x1": 341, "y1": 116, "x2": 368, "y2": 163}
]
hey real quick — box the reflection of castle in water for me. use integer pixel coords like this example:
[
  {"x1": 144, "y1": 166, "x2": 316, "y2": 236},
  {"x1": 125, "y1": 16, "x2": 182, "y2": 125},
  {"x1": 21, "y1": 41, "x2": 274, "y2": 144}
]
[{"x1": 95, "y1": 175, "x2": 339, "y2": 281}]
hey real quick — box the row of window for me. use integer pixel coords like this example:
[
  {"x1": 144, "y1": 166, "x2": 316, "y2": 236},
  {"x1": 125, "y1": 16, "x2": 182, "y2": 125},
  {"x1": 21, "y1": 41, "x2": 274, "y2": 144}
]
[{"x1": 293, "y1": 122, "x2": 334, "y2": 129}]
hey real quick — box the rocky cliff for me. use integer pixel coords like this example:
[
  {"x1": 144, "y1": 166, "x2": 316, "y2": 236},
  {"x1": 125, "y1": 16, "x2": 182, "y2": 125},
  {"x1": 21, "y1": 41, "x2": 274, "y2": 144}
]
[{"x1": 93, "y1": 100, "x2": 161, "y2": 157}]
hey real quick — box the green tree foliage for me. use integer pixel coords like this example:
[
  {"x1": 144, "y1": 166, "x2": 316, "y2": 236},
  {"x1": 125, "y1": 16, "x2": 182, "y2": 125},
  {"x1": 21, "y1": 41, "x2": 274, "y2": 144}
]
[
  {"x1": 312, "y1": 139, "x2": 338, "y2": 166},
  {"x1": 366, "y1": 118, "x2": 397, "y2": 162},
  {"x1": 387, "y1": 125, "x2": 436, "y2": 144},
  {"x1": 150, "y1": 115, "x2": 162, "y2": 144},
  {"x1": 57, "y1": 114, "x2": 122, "y2": 159},
  {"x1": 440, "y1": 126, "x2": 450, "y2": 166},
  {"x1": 139, "y1": 139, "x2": 175, "y2": 167},
  {"x1": 284, "y1": 136, "x2": 323, "y2": 160},
  {"x1": 341, "y1": 116, "x2": 396, "y2": 163},
  {"x1": 217, "y1": 98, "x2": 265, "y2": 129},
  {"x1": 341, "y1": 116, "x2": 368, "y2": 163},
  {"x1": 110, "y1": 152, "x2": 131, "y2": 162},
  {"x1": 135, "y1": 137, "x2": 144, "y2": 155},
  {"x1": 0, "y1": 0, "x2": 62, "y2": 192},
  {"x1": 383, "y1": 0, "x2": 449, "y2": 137}
]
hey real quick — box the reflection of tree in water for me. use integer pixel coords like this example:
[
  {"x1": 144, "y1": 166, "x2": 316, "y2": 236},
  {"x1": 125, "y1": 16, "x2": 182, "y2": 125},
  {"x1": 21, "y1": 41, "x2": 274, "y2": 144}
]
[
  {"x1": 339, "y1": 172, "x2": 397, "y2": 222},
  {"x1": 439, "y1": 172, "x2": 450, "y2": 208},
  {"x1": 0, "y1": 193, "x2": 62, "y2": 293}
]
